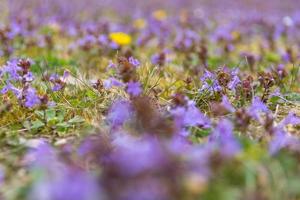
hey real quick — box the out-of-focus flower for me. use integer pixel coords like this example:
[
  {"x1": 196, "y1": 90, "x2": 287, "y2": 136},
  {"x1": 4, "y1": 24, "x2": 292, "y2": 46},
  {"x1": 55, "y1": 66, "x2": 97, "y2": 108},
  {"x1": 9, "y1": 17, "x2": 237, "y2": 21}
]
[
  {"x1": 107, "y1": 60, "x2": 116, "y2": 69},
  {"x1": 210, "y1": 119, "x2": 241, "y2": 157},
  {"x1": 221, "y1": 95, "x2": 235, "y2": 112},
  {"x1": 247, "y1": 96, "x2": 269, "y2": 120},
  {"x1": 103, "y1": 78, "x2": 124, "y2": 89},
  {"x1": 278, "y1": 112, "x2": 300, "y2": 128},
  {"x1": 269, "y1": 130, "x2": 292, "y2": 155},
  {"x1": 133, "y1": 18, "x2": 147, "y2": 29},
  {"x1": 152, "y1": 9, "x2": 167, "y2": 21},
  {"x1": 109, "y1": 32, "x2": 132, "y2": 46},
  {"x1": 171, "y1": 99, "x2": 210, "y2": 136},
  {"x1": 107, "y1": 100, "x2": 133, "y2": 128},
  {"x1": 126, "y1": 81, "x2": 142, "y2": 96}
]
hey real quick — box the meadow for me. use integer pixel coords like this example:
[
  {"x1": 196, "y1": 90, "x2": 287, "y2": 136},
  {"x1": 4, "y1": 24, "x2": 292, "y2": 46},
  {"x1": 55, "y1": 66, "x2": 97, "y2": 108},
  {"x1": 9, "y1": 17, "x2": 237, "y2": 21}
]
[{"x1": 0, "y1": 0, "x2": 300, "y2": 199}]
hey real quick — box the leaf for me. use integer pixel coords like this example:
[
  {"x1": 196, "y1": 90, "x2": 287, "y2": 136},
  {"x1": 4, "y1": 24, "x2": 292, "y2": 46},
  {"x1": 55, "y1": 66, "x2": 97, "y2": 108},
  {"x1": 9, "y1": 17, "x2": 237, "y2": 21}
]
[
  {"x1": 285, "y1": 93, "x2": 300, "y2": 102},
  {"x1": 56, "y1": 122, "x2": 70, "y2": 132},
  {"x1": 68, "y1": 116, "x2": 85, "y2": 124},
  {"x1": 31, "y1": 120, "x2": 45, "y2": 130},
  {"x1": 46, "y1": 109, "x2": 56, "y2": 121},
  {"x1": 56, "y1": 122, "x2": 70, "y2": 128},
  {"x1": 34, "y1": 110, "x2": 44, "y2": 119}
]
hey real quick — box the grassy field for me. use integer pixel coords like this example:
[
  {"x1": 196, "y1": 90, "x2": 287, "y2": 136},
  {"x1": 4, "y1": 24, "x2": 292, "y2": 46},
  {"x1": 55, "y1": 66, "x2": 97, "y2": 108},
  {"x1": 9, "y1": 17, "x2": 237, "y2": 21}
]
[{"x1": 0, "y1": 1, "x2": 300, "y2": 199}]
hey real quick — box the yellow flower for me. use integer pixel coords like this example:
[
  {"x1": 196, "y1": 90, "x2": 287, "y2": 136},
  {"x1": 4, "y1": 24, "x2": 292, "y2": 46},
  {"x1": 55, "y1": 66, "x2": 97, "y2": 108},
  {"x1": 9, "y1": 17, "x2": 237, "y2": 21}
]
[
  {"x1": 152, "y1": 9, "x2": 167, "y2": 21},
  {"x1": 134, "y1": 18, "x2": 147, "y2": 29},
  {"x1": 109, "y1": 32, "x2": 132, "y2": 46}
]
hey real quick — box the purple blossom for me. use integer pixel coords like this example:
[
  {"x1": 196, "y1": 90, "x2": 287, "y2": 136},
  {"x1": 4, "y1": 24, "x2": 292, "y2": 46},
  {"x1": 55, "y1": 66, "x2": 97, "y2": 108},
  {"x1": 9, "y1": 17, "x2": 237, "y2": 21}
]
[
  {"x1": 2, "y1": 60, "x2": 22, "y2": 81},
  {"x1": 278, "y1": 112, "x2": 300, "y2": 128},
  {"x1": 128, "y1": 57, "x2": 140, "y2": 67},
  {"x1": 171, "y1": 100, "x2": 211, "y2": 134},
  {"x1": 49, "y1": 74, "x2": 60, "y2": 82},
  {"x1": 103, "y1": 78, "x2": 124, "y2": 89},
  {"x1": 109, "y1": 42, "x2": 119, "y2": 49},
  {"x1": 34, "y1": 172, "x2": 100, "y2": 200},
  {"x1": 111, "y1": 135, "x2": 164, "y2": 176},
  {"x1": 210, "y1": 119, "x2": 241, "y2": 157},
  {"x1": 228, "y1": 75, "x2": 241, "y2": 90},
  {"x1": 221, "y1": 95, "x2": 235, "y2": 112},
  {"x1": 1, "y1": 82, "x2": 21, "y2": 98},
  {"x1": 107, "y1": 100, "x2": 133, "y2": 128},
  {"x1": 126, "y1": 81, "x2": 142, "y2": 96},
  {"x1": 151, "y1": 53, "x2": 161, "y2": 65},
  {"x1": 200, "y1": 70, "x2": 222, "y2": 92},
  {"x1": 28, "y1": 143, "x2": 100, "y2": 200},
  {"x1": 269, "y1": 130, "x2": 292, "y2": 155},
  {"x1": 98, "y1": 34, "x2": 108, "y2": 44},
  {"x1": 247, "y1": 96, "x2": 269, "y2": 120},
  {"x1": 107, "y1": 60, "x2": 116, "y2": 69},
  {"x1": 24, "y1": 87, "x2": 41, "y2": 108},
  {"x1": 63, "y1": 70, "x2": 70, "y2": 79},
  {"x1": 52, "y1": 84, "x2": 63, "y2": 91},
  {"x1": 23, "y1": 72, "x2": 35, "y2": 82}
]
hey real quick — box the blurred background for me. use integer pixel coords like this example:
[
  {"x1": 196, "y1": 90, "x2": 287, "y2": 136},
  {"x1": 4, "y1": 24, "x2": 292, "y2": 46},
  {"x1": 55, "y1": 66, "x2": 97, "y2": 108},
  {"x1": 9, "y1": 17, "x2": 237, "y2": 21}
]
[{"x1": 1, "y1": 0, "x2": 300, "y2": 23}]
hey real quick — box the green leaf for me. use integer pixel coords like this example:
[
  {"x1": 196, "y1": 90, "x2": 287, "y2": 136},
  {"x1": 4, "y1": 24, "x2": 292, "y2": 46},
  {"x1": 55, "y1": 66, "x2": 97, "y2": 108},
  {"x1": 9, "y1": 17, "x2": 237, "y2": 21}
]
[
  {"x1": 34, "y1": 110, "x2": 44, "y2": 119},
  {"x1": 285, "y1": 92, "x2": 300, "y2": 102},
  {"x1": 46, "y1": 109, "x2": 56, "y2": 121},
  {"x1": 31, "y1": 120, "x2": 45, "y2": 130},
  {"x1": 68, "y1": 116, "x2": 85, "y2": 124}
]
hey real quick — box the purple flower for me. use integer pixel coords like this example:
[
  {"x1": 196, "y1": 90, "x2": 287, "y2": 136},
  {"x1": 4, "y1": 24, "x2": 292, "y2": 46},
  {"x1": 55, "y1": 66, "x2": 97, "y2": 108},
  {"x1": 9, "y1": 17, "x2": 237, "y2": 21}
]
[
  {"x1": 107, "y1": 60, "x2": 116, "y2": 69},
  {"x1": 151, "y1": 53, "x2": 161, "y2": 65},
  {"x1": 28, "y1": 143, "x2": 101, "y2": 200},
  {"x1": 171, "y1": 100, "x2": 211, "y2": 134},
  {"x1": 128, "y1": 57, "x2": 140, "y2": 67},
  {"x1": 24, "y1": 87, "x2": 41, "y2": 108},
  {"x1": 24, "y1": 72, "x2": 35, "y2": 82},
  {"x1": 200, "y1": 70, "x2": 222, "y2": 93},
  {"x1": 228, "y1": 69, "x2": 241, "y2": 90},
  {"x1": 109, "y1": 42, "x2": 119, "y2": 49},
  {"x1": 221, "y1": 95, "x2": 235, "y2": 112},
  {"x1": 278, "y1": 112, "x2": 300, "y2": 128},
  {"x1": 103, "y1": 78, "x2": 124, "y2": 89},
  {"x1": 111, "y1": 135, "x2": 164, "y2": 176},
  {"x1": 2, "y1": 60, "x2": 22, "y2": 81},
  {"x1": 247, "y1": 96, "x2": 269, "y2": 120},
  {"x1": 210, "y1": 119, "x2": 241, "y2": 157},
  {"x1": 49, "y1": 74, "x2": 60, "y2": 82},
  {"x1": 1, "y1": 82, "x2": 21, "y2": 98},
  {"x1": 52, "y1": 84, "x2": 63, "y2": 91},
  {"x1": 107, "y1": 100, "x2": 133, "y2": 128},
  {"x1": 43, "y1": 172, "x2": 100, "y2": 200},
  {"x1": 98, "y1": 34, "x2": 108, "y2": 44},
  {"x1": 63, "y1": 70, "x2": 70, "y2": 79},
  {"x1": 126, "y1": 81, "x2": 142, "y2": 96},
  {"x1": 269, "y1": 130, "x2": 292, "y2": 155}
]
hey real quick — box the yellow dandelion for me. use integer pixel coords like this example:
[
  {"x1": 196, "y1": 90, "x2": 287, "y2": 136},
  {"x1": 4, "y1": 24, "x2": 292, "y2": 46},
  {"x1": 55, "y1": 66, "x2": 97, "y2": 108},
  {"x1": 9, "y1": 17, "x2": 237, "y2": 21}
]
[
  {"x1": 109, "y1": 32, "x2": 132, "y2": 46},
  {"x1": 152, "y1": 9, "x2": 167, "y2": 21}
]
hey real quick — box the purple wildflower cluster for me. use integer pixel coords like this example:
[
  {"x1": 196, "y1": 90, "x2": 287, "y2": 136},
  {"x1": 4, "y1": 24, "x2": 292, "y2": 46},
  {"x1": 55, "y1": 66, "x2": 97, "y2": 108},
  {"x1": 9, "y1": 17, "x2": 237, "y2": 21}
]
[
  {"x1": 0, "y1": 58, "x2": 62, "y2": 108},
  {"x1": 0, "y1": 59, "x2": 41, "y2": 108}
]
